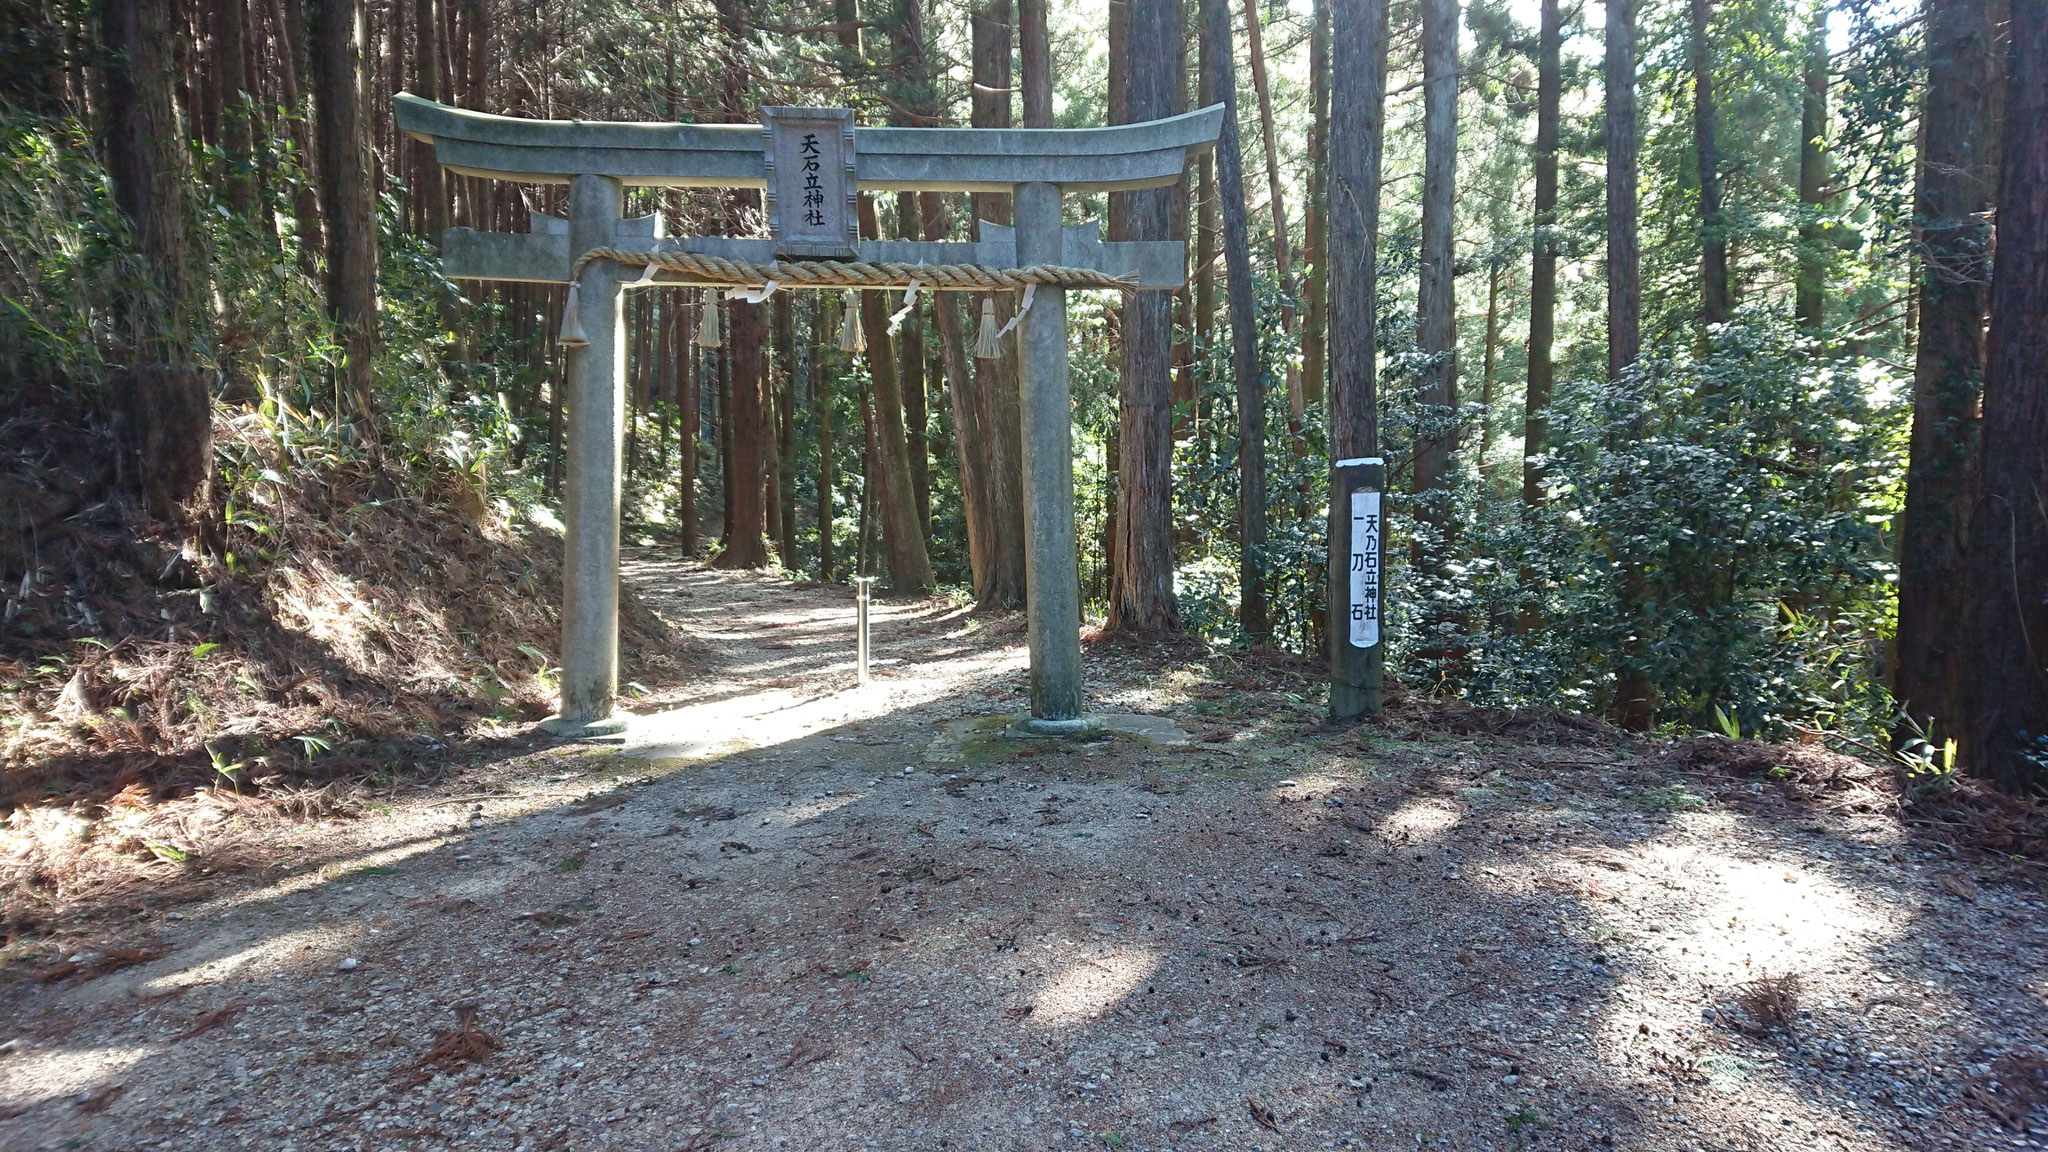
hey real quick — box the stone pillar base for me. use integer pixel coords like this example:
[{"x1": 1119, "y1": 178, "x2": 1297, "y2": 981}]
[
  {"x1": 1008, "y1": 714, "x2": 1104, "y2": 738},
  {"x1": 539, "y1": 713, "x2": 632, "y2": 739}
]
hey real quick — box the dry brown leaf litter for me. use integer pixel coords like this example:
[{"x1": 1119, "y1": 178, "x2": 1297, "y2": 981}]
[{"x1": 1, "y1": 409, "x2": 698, "y2": 812}]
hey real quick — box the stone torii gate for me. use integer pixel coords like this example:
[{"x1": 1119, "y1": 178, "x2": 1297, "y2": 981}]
[{"x1": 394, "y1": 94, "x2": 1221, "y2": 737}]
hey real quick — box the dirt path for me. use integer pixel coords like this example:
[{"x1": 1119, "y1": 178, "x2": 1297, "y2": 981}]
[{"x1": 4, "y1": 556, "x2": 2046, "y2": 1152}]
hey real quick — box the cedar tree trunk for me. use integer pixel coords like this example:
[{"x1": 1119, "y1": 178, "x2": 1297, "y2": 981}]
[
  {"x1": 1691, "y1": 0, "x2": 1730, "y2": 327},
  {"x1": 971, "y1": 0, "x2": 1028, "y2": 608},
  {"x1": 1607, "y1": 0, "x2": 1654, "y2": 730},
  {"x1": 1108, "y1": 0, "x2": 1184, "y2": 632},
  {"x1": 1957, "y1": 1, "x2": 2048, "y2": 789},
  {"x1": 857, "y1": 194, "x2": 937, "y2": 594},
  {"x1": 1794, "y1": 7, "x2": 1828, "y2": 333},
  {"x1": 1202, "y1": 0, "x2": 1268, "y2": 643},
  {"x1": 309, "y1": 0, "x2": 378, "y2": 432},
  {"x1": 1520, "y1": 0, "x2": 1560, "y2": 507},
  {"x1": 1412, "y1": 0, "x2": 1458, "y2": 496},
  {"x1": 1896, "y1": 0, "x2": 1999, "y2": 740}
]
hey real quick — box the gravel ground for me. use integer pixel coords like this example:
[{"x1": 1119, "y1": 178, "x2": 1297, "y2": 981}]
[{"x1": 4, "y1": 555, "x2": 2046, "y2": 1151}]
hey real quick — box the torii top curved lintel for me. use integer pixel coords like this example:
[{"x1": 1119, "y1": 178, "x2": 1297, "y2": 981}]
[{"x1": 393, "y1": 93, "x2": 1222, "y2": 194}]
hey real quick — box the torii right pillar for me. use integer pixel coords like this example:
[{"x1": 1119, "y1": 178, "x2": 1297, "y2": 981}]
[{"x1": 1013, "y1": 181, "x2": 1087, "y2": 731}]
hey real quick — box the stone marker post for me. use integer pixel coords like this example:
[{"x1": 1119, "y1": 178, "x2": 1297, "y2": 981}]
[
  {"x1": 549, "y1": 174, "x2": 628, "y2": 735},
  {"x1": 1329, "y1": 456, "x2": 1385, "y2": 720},
  {"x1": 1013, "y1": 181, "x2": 1086, "y2": 729}
]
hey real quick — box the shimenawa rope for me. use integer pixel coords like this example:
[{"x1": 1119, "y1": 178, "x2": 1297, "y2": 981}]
[{"x1": 567, "y1": 247, "x2": 1139, "y2": 294}]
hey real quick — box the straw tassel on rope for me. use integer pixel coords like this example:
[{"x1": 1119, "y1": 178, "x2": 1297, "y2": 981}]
[
  {"x1": 973, "y1": 298, "x2": 1001, "y2": 359},
  {"x1": 556, "y1": 282, "x2": 588, "y2": 347},
  {"x1": 693, "y1": 295, "x2": 721, "y2": 349},
  {"x1": 836, "y1": 291, "x2": 865, "y2": 354}
]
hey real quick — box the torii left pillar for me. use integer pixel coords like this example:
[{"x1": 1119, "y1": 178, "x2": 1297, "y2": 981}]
[
  {"x1": 1013, "y1": 181, "x2": 1085, "y2": 730},
  {"x1": 544, "y1": 175, "x2": 628, "y2": 736}
]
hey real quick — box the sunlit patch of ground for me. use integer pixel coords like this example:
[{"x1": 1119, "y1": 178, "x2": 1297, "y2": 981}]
[
  {"x1": 1029, "y1": 945, "x2": 1164, "y2": 1026},
  {"x1": 0, "y1": 1043, "x2": 153, "y2": 1111}
]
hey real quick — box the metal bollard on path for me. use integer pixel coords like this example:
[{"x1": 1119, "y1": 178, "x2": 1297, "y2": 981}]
[{"x1": 854, "y1": 577, "x2": 876, "y2": 684}]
